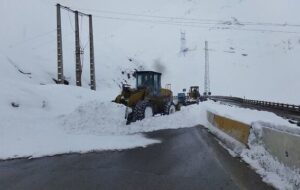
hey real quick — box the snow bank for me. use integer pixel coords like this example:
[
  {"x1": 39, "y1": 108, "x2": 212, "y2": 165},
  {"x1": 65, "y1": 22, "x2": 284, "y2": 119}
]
[
  {"x1": 1, "y1": 80, "x2": 298, "y2": 189},
  {"x1": 0, "y1": 83, "x2": 207, "y2": 160},
  {"x1": 241, "y1": 124, "x2": 300, "y2": 190},
  {"x1": 0, "y1": 126, "x2": 159, "y2": 160},
  {"x1": 203, "y1": 100, "x2": 294, "y2": 127},
  {"x1": 205, "y1": 121, "x2": 245, "y2": 155},
  {"x1": 254, "y1": 121, "x2": 300, "y2": 136},
  {"x1": 0, "y1": 84, "x2": 160, "y2": 160},
  {"x1": 203, "y1": 101, "x2": 300, "y2": 190},
  {"x1": 62, "y1": 101, "x2": 207, "y2": 135}
]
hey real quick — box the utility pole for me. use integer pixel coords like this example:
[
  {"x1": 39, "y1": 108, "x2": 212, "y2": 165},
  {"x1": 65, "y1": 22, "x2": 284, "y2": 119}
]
[
  {"x1": 89, "y1": 15, "x2": 96, "y2": 90},
  {"x1": 57, "y1": 4, "x2": 95, "y2": 88},
  {"x1": 56, "y1": 4, "x2": 64, "y2": 84},
  {"x1": 180, "y1": 31, "x2": 187, "y2": 56},
  {"x1": 75, "y1": 11, "x2": 82, "y2": 86},
  {"x1": 204, "y1": 41, "x2": 211, "y2": 96}
]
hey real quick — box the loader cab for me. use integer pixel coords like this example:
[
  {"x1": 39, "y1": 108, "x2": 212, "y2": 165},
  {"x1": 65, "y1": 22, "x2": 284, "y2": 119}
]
[
  {"x1": 189, "y1": 86, "x2": 201, "y2": 100},
  {"x1": 190, "y1": 86, "x2": 199, "y2": 93},
  {"x1": 135, "y1": 71, "x2": 161, "y2": 96}
]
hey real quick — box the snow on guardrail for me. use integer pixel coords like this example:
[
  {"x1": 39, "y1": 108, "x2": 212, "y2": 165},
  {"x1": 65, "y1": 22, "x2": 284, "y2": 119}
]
[
  {"x1": 203, "y1": 101, "x2": 300, "y2": 190},
  {"x1": 208, "y1": 95, "x2": 300, "y2": 115}
]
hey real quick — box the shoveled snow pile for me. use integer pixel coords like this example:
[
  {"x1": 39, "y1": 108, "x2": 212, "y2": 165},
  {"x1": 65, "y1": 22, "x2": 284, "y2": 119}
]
[
  {"x1": 202, "y1": 101, "x2": 300, "y2": 190},
  {"x1": 205, "y1": 121, "x2": 246, "y2": 155},
  {"x1": 0, "y1": 84, "x2": 161, "y2": 160},
  {"x1": 61, "y1": 101, "x2": 127, "y2": 135},
  {"x1": 203, "y1": 100, "x2": 296, "y2": 127},
  {"x1": 0, "y1": 86, "x2": 207, "y2": 160},
  {"x1": 62, "y1": 101, "x2": 206, "y2": 135},
  {"x1": 242, "y1": 123, "x2": 300, "y2": 190}
]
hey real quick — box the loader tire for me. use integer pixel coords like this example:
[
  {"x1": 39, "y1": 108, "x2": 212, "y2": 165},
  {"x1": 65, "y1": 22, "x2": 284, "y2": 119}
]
[
  {"x1": 164, "y1": 102, "x2": 176, "y2": 115},
  {"x1": 176, "y1": 103, "x2": 182, "y2": 111},
  {"x1": 126, "y1": 112, "x2": 133, "y2": 125},
  {"x1": 132, "y1": 101, "x2": 153, "y2": 122}
]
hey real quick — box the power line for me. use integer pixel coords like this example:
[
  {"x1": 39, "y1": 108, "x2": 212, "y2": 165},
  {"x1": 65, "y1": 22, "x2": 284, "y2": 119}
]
[
  {"x1": 93, "y1": 15, "x2": 217, "y2": 28},
  {"x1": 60, "y1": 3, "x2": 89, "y2": 52},
  {"x1": 209, "y1": 26, "x2": 300, "y2": 34},
  {"x1": 92, "y1": 15, "x2": 300, "y2": 34},
  {"x1": 56, "y1": 3, "x2": 96, "y2": 90},
  {"x1": 78, "y1": 8, "x2": 219, "y2": 23},
  {"x1": 67, "y1": 11, "x2": 75, "y2": 32},
  {"x1": 59, "y1": 4, "x2": 90, "y2": 17},
  {"x1": 80, "y1": 15, "x2": 88, "y2": 49},
  {"x1": 78, "y1": 8, "x2": 300, "y2": 28},
  {"x1": 238, "y1": 21, "x2": 300, "y2": 28},
  {"x1": 66, "y1": 7, "x2": 89, "y2": 51},
  {"x1": 54, "y1": 4, "x2": 300, "y2": 34},
  {"x1": 92, "y1": 14, "x2": 215, "y2": 26}
]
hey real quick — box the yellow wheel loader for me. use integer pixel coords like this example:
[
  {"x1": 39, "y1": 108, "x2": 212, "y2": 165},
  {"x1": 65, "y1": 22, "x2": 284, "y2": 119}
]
[
  {"x1": 114, "y1": 71, "x2": 178, "y2": 124},
  {"x1": 187, "y1": 86, "x2": 201, "y2": 104}
]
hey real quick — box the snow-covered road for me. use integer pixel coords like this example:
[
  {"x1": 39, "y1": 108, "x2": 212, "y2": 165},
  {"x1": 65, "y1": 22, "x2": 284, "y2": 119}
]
[
  {"x1": 1, "y1": 88, "x2": 300, "y2": 189},
  {"x1": 0, "y1": 126, "x2": 274, "y2": 190}
]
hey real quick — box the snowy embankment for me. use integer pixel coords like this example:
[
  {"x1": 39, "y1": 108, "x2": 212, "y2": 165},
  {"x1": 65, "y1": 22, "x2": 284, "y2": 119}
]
[
  {"x1": 0, "y1": 85, "x2": 149, "y2": 159},
  {"x1": 62, "y1": 100, "x2": 206, "y2": 135},
  {"x1": 0, "y1": 83, "x2": 206, "y2": 160},
  {"x1": 1, "y1": 84, "x2": 299, "y2": 189},
  {"x1": 203, "y1": 101, "x2": 300, "y2": 190},
  {"x1": 242, "y1": 124, "x2": 300, "y2": 190}
]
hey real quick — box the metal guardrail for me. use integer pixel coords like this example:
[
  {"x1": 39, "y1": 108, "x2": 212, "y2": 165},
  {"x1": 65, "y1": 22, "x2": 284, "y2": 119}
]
[
  {"x1": 173, "y1": 94, "x2": 300, "y2": 124},
  {"x1": 243, "y1": 99, "x2": 300, "y2": 111},
  {"x1": 207, "y1": 96, "x2": 300, "y2": 114},
  {"x1": 173, "y1": 94, "x2": 300, "y2": 114}
]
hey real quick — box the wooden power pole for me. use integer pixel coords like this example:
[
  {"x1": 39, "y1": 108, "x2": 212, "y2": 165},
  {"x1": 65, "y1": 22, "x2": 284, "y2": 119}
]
[
  {"x1": 75, "y1": 11, "x2": 82, "y2": 86},
  {"x1": 89, "y1": 15, "x2": 96, "y2": 90},
  {"x1": 56, "y1": 4, "x2": 64, "y2": 84}
]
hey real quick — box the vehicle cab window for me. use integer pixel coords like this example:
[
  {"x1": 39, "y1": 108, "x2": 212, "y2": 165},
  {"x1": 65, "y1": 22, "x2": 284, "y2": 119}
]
[{"x1": 136, "y1": 72, "x2": 161, "y2": 96}]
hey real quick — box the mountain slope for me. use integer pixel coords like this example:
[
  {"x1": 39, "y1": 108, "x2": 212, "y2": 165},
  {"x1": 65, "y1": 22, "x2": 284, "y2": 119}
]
[{"x1": 0, "y1": 0, "x2": 299, "y2": 103}]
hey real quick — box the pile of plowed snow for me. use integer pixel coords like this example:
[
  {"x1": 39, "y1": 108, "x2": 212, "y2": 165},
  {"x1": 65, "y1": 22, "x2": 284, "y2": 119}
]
[
  {"x1": 0, "y1": 81, "x2": 207, "y2": 160},
  {"x1": 62, "y1": 101, "x2": 207, "y2": 135},
  {"x1": 62, "y1": 101, "x2": 127, "y2": 134}
]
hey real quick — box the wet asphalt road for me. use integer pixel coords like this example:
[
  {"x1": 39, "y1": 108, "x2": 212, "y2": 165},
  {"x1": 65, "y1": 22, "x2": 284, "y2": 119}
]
[{"x1": 0, "y1": 126, "x2": 274, "y2": 190}]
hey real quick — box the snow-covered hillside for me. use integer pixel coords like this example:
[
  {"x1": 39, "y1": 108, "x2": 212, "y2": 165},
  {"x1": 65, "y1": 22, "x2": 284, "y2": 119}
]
[
  {"x1": 1, "y1": 0, "x2": 300, "y2": 104},
  {"x1": 1, "y1": 2, "x2": 300, "y2": 189}
]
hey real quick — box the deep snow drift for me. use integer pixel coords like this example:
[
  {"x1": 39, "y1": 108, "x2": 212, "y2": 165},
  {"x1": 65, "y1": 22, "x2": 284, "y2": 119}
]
[{"x1": 0, "y1": 83, "x2": 206, "y2": 160}]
